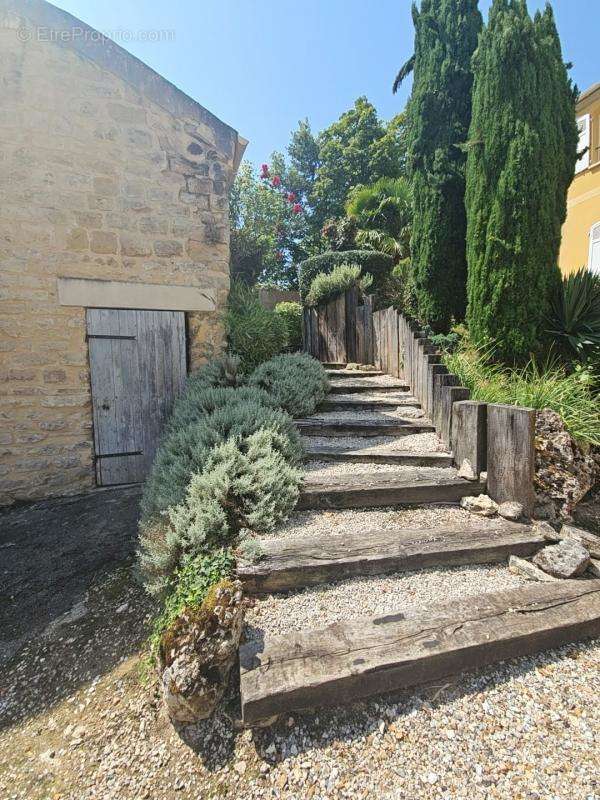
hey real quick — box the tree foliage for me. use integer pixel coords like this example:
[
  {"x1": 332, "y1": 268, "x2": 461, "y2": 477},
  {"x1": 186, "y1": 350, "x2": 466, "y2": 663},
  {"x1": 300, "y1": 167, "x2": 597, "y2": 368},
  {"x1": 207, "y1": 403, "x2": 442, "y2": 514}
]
[
  {"x1": 403, "y1": 0, "x2": 482, "y2": 332},
  {"x1": 465, "y1": 0, "x2": 578, "y2": 362},
  {"x1": 310, "y1": 99, "x2": 407, "y2": 232},
  {"x1": 229, "y1": 162, "x2": 308, "y2": 288},
  {"x1": 346, "y1": 176, "x2": 412, "y2": 261}
]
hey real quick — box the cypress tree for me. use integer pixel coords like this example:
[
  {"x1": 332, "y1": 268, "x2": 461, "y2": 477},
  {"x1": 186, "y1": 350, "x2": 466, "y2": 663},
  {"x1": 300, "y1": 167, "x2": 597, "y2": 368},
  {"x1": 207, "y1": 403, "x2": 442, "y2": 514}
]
[
  {"x1": 398, "y1": 0, "x2": 482, "y2": 331},
  {"x1": 465, "y1": 0, "x2": 578, "y2": 362}
]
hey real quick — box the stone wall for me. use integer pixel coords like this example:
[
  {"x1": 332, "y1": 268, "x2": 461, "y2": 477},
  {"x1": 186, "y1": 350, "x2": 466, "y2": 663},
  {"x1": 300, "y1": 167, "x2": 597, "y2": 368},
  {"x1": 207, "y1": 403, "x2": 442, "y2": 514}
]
[{"x1": 0, "y1": 10, "x2": 242, "y2": 504}]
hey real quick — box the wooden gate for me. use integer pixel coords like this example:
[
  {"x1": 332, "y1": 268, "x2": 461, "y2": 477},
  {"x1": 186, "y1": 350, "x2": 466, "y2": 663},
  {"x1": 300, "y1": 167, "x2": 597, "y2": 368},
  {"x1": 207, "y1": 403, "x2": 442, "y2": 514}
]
[{"x1": 87, "y1": 308, "x2": 187, "y2": 486}]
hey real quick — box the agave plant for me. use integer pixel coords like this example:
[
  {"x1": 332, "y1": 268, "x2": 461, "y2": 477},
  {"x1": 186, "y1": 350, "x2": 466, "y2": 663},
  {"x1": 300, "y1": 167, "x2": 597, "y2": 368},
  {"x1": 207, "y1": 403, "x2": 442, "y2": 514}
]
[{"x1": 546, "y1": 268, "x2": 600, "y2": 359}]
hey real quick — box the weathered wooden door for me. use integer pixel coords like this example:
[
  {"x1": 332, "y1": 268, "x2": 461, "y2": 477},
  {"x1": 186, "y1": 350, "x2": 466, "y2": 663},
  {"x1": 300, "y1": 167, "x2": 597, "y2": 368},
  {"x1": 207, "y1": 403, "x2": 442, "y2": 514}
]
[{"x1": 87, "y1": 309, "x2": 187, "y2": 486}]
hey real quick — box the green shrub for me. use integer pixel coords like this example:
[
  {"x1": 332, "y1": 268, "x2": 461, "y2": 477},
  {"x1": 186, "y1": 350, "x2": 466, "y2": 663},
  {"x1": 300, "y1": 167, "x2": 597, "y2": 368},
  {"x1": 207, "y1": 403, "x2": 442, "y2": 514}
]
[
  {"x1": 139, "y1": 431, "x2": 302, "y2": 596},
  {"x1": 186, "y1": 352, "x2": 245, "y2": 392},
  {"x1": 148, "y1": 549, "x2": 235, "y2": 654},
  {"x1": 298, "y1": 250, "x2": 393, "y2": 300},
  {"x1": 249, "y1": 353, "x2": 329, "y2": 418},
  {"x1": 274, "y1": 301, "x2": 303, "y2": 351},
  {"x1": 140, "y1": 396, "x2": 302, "y2": 526},
  {"x1": 225, "y1": 281, "x2": 287, "y2": 371},
  {"x1": 167, "y1": 385, "x2": 277, "y2": 433},
  {"x1": 305, "y1": 264, "x2": 373, "y2": 308},
  {"x1": 443, "y1": 343, "x2": 600, "y2": 446},
  {"x1": 546, "y1": 268, "x2": 600, "y2": 367}
]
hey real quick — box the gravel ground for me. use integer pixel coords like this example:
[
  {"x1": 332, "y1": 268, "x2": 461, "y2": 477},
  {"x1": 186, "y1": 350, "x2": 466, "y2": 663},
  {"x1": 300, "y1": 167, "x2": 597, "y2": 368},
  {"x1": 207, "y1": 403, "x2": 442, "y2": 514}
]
[
  {"x1": 1, "y1": 563, "x2": 599, "y2": 800},
  {"x1": 311, "y1": 408, "x2": 425, "y2": 421},
  {"x1": 244, "y1": 564, "x2": 528, "y2": 640},
  {"x1": 303, "y1": 460, "x2": 455, "y2": 480},
  {"x1": 270, "y1": 505, "x2": 502, "y2": 541},
  {"x1": 302, "y1": 431, "x2": 447, "y2": 454}
]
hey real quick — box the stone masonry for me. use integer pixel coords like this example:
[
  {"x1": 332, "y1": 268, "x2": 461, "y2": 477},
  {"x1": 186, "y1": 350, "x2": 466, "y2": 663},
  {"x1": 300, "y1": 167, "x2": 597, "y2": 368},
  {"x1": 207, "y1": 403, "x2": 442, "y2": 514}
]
[{"x1": 0, "y1": 1, "x2": 246, "y2": 504}]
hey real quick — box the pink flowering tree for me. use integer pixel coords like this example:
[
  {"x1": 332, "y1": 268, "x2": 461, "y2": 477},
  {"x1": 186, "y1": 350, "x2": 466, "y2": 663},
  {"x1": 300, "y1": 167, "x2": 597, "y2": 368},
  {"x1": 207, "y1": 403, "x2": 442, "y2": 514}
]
[{"x1": 229, "y1": 161, "x2": 309, "y2": 288}]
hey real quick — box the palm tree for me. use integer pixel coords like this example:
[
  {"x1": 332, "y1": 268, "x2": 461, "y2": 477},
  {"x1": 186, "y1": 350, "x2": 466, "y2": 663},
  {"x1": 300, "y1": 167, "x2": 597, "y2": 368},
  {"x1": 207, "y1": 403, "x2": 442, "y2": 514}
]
[{"x1": 345, "y1": 177, "x2": 412, "y2": 261}]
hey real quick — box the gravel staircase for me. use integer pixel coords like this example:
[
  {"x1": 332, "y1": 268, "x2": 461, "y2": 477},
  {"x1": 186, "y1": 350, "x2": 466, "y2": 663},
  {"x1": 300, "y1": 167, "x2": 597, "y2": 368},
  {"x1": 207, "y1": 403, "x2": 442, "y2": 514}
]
[{"x1": 238, "y1": 367, "x2": 600, "y2": 725}]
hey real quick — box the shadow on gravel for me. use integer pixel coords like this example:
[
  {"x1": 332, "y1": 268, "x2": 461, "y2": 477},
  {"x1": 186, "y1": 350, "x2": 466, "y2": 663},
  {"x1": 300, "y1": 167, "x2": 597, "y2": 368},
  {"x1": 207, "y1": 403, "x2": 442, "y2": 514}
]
[{"x1": 1, "y1": 486, "x2": 142, "y2": 664}]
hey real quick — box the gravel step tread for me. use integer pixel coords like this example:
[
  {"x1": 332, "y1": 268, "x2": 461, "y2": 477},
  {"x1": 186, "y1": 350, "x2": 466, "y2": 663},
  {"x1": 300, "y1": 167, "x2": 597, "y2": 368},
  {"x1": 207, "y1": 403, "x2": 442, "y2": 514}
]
[
  {"x1": 239, "y1": 579, "x2": 600, "y2": 724},
  {"x1": 329, "y1": 382, "x2": 410, "y2": 394},
  {"x1": 296, "y1": 418, "x2": 435, "y2": 437},
  {"x1": 321, "y1": 397, "x2": 421, "y2": 411},
  {"x1": 298, "y1": 472, "x2": 485, "y2": 510},
  {"x1": 302, "y1": 443, "x2": 453, "y2": 467},
  {"x1": 237, "y1": 521, "x2": 545, "y2": 594},
  {"x1": 325, "y1": 369, "x2": 384, "y2": 378}
]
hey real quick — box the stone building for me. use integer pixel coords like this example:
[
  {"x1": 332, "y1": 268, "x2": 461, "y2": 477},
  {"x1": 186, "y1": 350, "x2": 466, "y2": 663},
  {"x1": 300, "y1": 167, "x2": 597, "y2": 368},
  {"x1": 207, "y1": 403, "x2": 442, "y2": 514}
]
[{"x1": 0, "y1": 0, "x2": 247, "y2": 504}]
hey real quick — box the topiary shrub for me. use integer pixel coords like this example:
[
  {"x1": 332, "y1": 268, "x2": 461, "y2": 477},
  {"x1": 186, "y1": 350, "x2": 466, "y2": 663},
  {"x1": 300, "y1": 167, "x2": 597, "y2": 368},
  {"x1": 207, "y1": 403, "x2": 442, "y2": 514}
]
[
  {"x1": 274, "y1": 301, "x2": 303, "y2": 351},
  {"x1": 249, "y1": 353, "x2": 329, "y2": 418},
  {"x1": 305, "y1": 264, "x2": 373, "y2": 308},
  {"x1": 140, "y1": 396, "x2": 302, "y2": 526},
  {"x1": 298, "y1": 250, "x2": 393, "y2": 301},
  {"x1": 225, "y1": 282, "x2": 287, "y2": 371},
  {"x1": 139, "y1": 430, "x2": 302, "y2": 597}
]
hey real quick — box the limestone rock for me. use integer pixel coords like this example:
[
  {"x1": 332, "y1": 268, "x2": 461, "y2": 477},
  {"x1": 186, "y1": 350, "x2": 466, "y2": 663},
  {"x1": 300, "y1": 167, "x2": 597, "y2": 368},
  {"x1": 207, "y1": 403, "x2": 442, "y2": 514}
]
[
  {"x1": 534, "y1": 409, "x2": 597, "y2": 522},
  {"x1": 460, "y1": 494, "x2": 498, "y2": 517},
  {"x1": 159, "y1": 580, "x2": 244, "y2": 724},
  {"x1": 498, "y1": 501, "x2": 524, "y2": 521},
  {"x1": 457, "y1": 459, "x2": 478, "y2": 482},
  {"x1": 532, "y1": 540, "x2": 590, "y2": 579},
  {"x1": 508, "y1": 555, "x2": 558, "y2": 582}
]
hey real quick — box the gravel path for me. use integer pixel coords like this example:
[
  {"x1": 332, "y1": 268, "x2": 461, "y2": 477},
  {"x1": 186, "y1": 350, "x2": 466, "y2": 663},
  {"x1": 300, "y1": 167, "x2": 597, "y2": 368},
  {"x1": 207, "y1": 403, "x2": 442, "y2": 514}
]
[
  {"x1": 328, "y1": 391, "x2": 419, "y2": 403},
  {"x1": 303, "y1": 460, "x2": 455, "y2": 479},
  {"x1": 1, "y1": 563, "x2": 598, "y2": 800},
  {"x1": 329, "y1": 374, "x2": 405, "y2": 388},
  {"x1": 302, "y1": 431, "x2": 447, "y2": 454},
  {"x1": 311, "y1": 407, "x2": 426, "y2": 421},
  {"x1": 270, "y1": 505, "x2": 501, "y2": 541},
  {"x1": 245, "y1": 564, "x2": 527, "y2": 641}
]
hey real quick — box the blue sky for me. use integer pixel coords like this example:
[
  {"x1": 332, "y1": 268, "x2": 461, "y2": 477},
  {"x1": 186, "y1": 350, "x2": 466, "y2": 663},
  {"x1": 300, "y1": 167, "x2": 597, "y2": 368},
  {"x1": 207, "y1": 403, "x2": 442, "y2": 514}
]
[{"x1": 56, "y1": 0, "x2": 598, "y2": 164}]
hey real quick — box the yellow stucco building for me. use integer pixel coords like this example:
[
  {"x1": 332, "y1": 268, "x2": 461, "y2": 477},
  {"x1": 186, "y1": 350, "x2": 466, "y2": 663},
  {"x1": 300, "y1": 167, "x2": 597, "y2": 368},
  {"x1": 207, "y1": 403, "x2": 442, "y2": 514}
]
[{"x1": 559, "y1": 82, "x2": 600, "y2": 275}]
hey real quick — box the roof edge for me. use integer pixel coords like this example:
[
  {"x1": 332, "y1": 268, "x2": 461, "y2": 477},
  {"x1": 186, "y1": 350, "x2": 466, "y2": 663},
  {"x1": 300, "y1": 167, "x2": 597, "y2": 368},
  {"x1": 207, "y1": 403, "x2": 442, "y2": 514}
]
[
  {"x1": 0, "y1": 0, "x2": 247, "y2": 162},
  {"x1": 578, "y1": 82, "x2": 600, "y2": 108}
]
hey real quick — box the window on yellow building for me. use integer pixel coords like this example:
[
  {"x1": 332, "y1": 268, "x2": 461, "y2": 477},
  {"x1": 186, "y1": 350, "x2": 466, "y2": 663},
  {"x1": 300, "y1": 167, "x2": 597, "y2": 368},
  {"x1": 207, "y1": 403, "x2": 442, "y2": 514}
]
[
  {"x1": 590, "y1": 222, "x2": 600, "y2": 274},
  {"x1": 594, "y1": 113, "x2": 600, "y2": 166},
  {"x1": 575, "y1": 115, "x2": 590, "y2": 173}
]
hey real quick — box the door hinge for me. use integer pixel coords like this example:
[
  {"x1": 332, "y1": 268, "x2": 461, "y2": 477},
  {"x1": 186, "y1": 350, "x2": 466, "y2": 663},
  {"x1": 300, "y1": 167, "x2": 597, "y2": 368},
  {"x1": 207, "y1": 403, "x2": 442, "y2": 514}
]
[
  {"x1": 87, "y1": 334, "x2": 136, "y2": 341},
  {"x1": 95, "y1": 451, "x2": 143, "y2": 460}
]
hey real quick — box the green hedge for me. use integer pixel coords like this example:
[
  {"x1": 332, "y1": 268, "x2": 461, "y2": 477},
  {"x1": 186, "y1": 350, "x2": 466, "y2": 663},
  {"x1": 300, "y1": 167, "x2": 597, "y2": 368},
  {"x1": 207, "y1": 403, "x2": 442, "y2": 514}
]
[{"x1": 298, "y1": 250, "x2": 393, "y2": 301}]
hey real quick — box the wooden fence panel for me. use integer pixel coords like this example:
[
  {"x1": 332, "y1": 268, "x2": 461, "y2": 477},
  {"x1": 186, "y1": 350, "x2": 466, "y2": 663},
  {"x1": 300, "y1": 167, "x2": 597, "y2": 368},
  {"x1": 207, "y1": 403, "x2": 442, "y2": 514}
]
[
  {"x1": 372, "y1": 310, "x2": 382, "y2": 369},
  {"x1": 345, "y1": 287, "x2": 358, "y2": 363}
]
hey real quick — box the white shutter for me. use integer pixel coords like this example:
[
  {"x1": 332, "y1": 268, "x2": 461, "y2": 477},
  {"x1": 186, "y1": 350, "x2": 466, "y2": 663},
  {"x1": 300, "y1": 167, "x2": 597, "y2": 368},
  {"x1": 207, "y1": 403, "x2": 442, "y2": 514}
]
[
  {"x1": 589, "y1": 222, "x2": 600, "y2": 274},
  {"x1": 575, "y1": 114, "x2": 590, "y2": 174}
]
